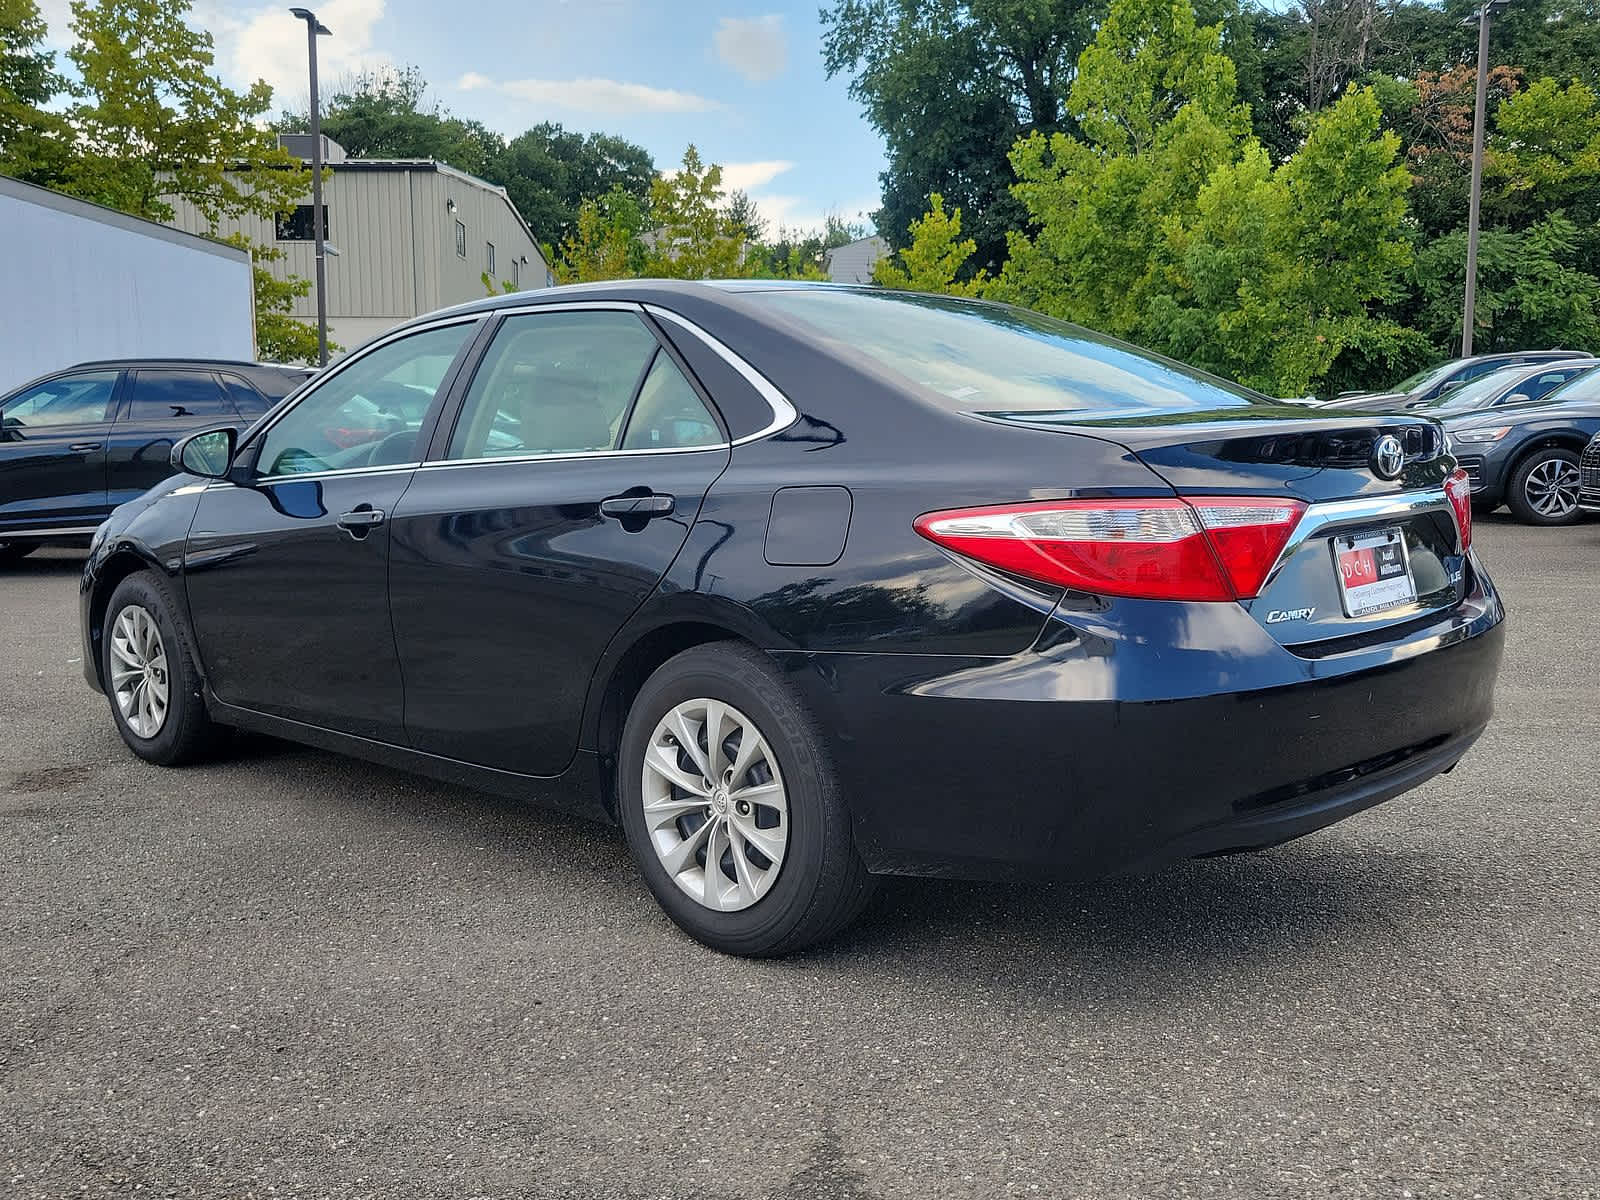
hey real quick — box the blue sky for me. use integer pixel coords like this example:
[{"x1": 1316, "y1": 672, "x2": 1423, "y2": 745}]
[{"x1": 37, "y1": 0, "x2": 889, "y2": 238}]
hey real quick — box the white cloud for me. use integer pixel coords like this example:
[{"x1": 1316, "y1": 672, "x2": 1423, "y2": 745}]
[
  {"x1": 458, "y1": 72, "x2": 719, "y2": 115},
  {"x1": 719, "y1": 160, "x2": 794, "y2": 191},
  {"x1": 747, "y1": 192, "x2": 878, "y2": 237},
  {"x1": 32, "y1": 0, "x2": 393, "y2": 112},
  {"x1": 713, "y1": 14, "x2": 787, "y2": 84},
  {"x1": 227, "y1": 0, "x2": 391, "y2": 110}
]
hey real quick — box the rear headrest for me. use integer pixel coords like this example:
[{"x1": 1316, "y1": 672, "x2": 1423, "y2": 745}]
[{"x1": 521, "y1": 363, "x2": 610, "y2": 453}]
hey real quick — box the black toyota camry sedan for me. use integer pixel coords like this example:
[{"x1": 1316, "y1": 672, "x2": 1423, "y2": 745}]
[{"x1": 80, "y1": 282, "x2": 1505, "y2": 956}]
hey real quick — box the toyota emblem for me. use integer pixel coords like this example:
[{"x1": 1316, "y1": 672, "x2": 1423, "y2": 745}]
[{"x1": 1372, "y1": 434, "x2": 1405, "y2": 480}]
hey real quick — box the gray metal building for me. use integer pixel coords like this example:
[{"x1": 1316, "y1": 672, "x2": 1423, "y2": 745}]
[
  {"x1": 165, "y1": 137, "x2": 552, "y2": 353},
  {"x1": 823, "y1": 235, "x2": 890, "y2": 285}
]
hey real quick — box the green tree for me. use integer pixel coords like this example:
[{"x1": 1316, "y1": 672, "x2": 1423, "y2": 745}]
[
  {"x1": 0, "y1": 0, "x2": 72, "y2": 182},
  {"x1": 1486, "y1": 79, "x2": 1600, "y2": 236},
  {"x1": 643, "y1": 146, "x2": 748, "y2": 280},
  {"x1": 872, "y1": 193, "x2": 987, "y2": 294},
  {"x1": 1412, "y1": 216, "x2": 1600, "y2": 353},
  {"x1": 1152, "y1": 88, "x2": 1424, "y2": 394},
  {"x1": 725, "y1": 189, "x2": 767, "y2": 243},
  {"x1": 61, "y1": 0, "x2": 308, "y2": 226},
  {"x1": 278, "y1": 66, "x2": 502, "y2": 177},
  {"x1": 554, "y1": 185, "x2": 646, "y2": 284},
  {"x1": 47, "y1": 0, "x2": 315, "y2": 358},
  {"x1": 995, "y1": 0, "x2": 1250, "y2": 336},
  {"x1": 822, "y1": 0, "x2": 1105, "y2": 272},
  {"x1": 487, "y1": 122, "x2": 655, "y2": 245}
]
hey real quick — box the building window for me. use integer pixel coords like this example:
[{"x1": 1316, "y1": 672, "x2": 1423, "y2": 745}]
[
  {"x1": 455, "y1": 220, "x2": 467, "y2": 258},
  {"x1": 275, "y1": 204, "x2": 329, "y2": 241},
  {"x1": 511, "y1": 258, "x2": 521, "y2": 289},
  {"x1": 486, "y1": 242, "x2": 496, "y2": 276}
]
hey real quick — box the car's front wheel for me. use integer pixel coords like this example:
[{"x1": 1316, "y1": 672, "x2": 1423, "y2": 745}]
[
  {"x1": 618, "y1": 642, "x2": 874, "y2": 957},
  {"x1": 1507, "y1": 447, "x2": 1583, "y2": 525},
  {"x1": 102, "y1": 572, "x2": 224, "y2": 765}
]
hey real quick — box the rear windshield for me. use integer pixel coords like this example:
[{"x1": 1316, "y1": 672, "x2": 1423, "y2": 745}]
[{"x1": 744, "y1": 288, "x2": 1262, "y2": 419}]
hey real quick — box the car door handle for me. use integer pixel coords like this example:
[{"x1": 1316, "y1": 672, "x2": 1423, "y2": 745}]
[
  {"x1": 599, "y1": 493, "x2": 675, "y2": 520},
  {"x1": 337, "y1": 506, "x2": 387, "y2": 534},
  {"x1": 70, "y1": 441, "x2": 103, "y2": 452}
]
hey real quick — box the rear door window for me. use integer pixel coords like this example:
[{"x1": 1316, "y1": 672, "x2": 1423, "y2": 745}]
[
  {"x1": 446, "y1": 311, "x2": 660, "y2": 459},
  {"x1": 219, "y1": 373, "x2": 272, "y2": 416},
  {"x1": 124, "y1": 370, "x2": 233, "y2": 422},
  {"x1": 620, "y1": 351, "x2": 723, "y2": 450}
]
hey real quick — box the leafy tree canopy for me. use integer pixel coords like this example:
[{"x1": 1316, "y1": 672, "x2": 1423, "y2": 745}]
[{"x1": 872, "y1": 193, "x2": 986, "y2": 294}]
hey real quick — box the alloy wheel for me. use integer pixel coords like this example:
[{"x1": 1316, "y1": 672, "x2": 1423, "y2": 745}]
[
  {"x1": 641, "y1": 698, "x2": 789, "y2": 912},
  {"x1": 1525, "y1": 457, "x2": 1581, "y2": 518},
  {"x1": 110, "y1": 604, "x2": 170, "y2": 739}
]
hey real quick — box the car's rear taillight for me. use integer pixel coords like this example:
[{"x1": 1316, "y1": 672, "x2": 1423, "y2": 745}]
[
  {"x1": 1444, "y1": 468, "x2": 1473, "y2": 552},
  {"x1": 913, "y1": 497, "x2": 1306, "y2": 602}
]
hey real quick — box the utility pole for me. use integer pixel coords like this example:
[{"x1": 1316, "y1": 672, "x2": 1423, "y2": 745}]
[
  {"x1": 1461, "y1": 0, "x2": 1510, "y2": 357},
  {"x1": 291, "y1": 8, "x2": 333, "y2": 367}
]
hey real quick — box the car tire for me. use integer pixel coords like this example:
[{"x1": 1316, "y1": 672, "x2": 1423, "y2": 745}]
[
  {"x1": 0, "y1": 541, "x2": 39, "y2": 565},
  {"x1": 1506, "y1": 447, "x2": 1583, "y2": 526},
  {"x1": 102, "y1": 571, "x2": 224, "y2": 766},
  {"x1": 618, "y1": 641, "x2": 875, "y2": 957}
]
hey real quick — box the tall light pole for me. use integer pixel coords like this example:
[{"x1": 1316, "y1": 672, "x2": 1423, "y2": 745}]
[
  {"x1": 291, "y1": 7, "x2": 332, "y2": 367},
  {"x1": 1461, "y1": 0, "x2": 1511, "y2": 357}
]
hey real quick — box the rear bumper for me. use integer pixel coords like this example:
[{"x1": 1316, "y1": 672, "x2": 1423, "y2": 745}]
[{"x1": 778, "y1": 562, "x2": 1505, "y2": 881}]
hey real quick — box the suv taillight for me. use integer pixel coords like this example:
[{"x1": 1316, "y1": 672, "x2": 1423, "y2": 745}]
[
  {"x1": 1444, "y1": 468, "x2": 1473, "y2": 552},
  {"x1": 914, "y1": 497, "x2": 1307, "y2": 602}
]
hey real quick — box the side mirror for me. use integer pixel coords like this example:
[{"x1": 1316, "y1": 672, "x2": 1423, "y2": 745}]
[
  {"x1": 0, "y1": 406, "x2": 16, "y2": 441},
  {"x1": 171, "y1": 426, "x2": 237, "y2": 478},
  {"x1": 1500, "y1": 393, "x2": 1531, "y2": 406},
  {"x1": 1439, "y1": 379, "x2": 1466, "y2": 395}
]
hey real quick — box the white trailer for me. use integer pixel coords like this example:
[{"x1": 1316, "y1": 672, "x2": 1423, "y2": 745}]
[{"x1": 0, "y1": 175, "x2": 255, "y2": 395}]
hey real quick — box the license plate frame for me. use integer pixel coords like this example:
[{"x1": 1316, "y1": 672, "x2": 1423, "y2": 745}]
[{"x1": 1332, "y1": 528, "x2": 1416, "y2": 618}]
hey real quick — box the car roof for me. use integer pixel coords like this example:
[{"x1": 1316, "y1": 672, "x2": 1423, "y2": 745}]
[
  {"x1": 406, "y1": 278, "x2": 871, "y2": 327},
  {"x1": 57, "y1": 358, "x2": 310, "y2": 373}
]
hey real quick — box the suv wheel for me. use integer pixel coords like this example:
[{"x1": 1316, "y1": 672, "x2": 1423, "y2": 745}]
[
  {"x1": 1507, "y1": 447, "x2": 1582, "y2": 525},
  {"x1": 618, "y1": 642, "x2": 874, "y2": 957}
]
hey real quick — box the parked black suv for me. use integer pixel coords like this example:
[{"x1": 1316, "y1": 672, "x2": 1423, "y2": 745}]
[
  {"x1": 1444, "y1": 369, "x2": 1600, "y2": 524},
  {"x1": 0, "y1": 359, "x2": 312, "y2": 562}
]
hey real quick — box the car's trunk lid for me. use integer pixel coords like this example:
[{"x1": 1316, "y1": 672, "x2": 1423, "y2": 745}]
[{"x1": 983, "y1": 405, "x2": 1469, "y2": 649}]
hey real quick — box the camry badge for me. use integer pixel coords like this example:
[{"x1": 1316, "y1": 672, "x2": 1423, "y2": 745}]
[
  {"x1": 1265, "y1": 608, "x2": 1316, "y2": 624},
  {"x1": 1372, "y1": 434, "x2": 1405, "y2": 480}
]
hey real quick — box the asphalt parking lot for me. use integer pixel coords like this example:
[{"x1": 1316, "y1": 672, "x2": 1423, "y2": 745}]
[{"x1": 2, "y1": 515, "x2": 1596, "y2": 1199}]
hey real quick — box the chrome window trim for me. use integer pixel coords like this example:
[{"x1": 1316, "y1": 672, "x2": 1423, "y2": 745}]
[
  {"x1": 643, "y1": 304, "x2": 799, "y2": 445},
  {"x1": 205, "y1": 462, "x2": 422, "y2": 489},
  {"x1": 417, "y1": 444, "x2": 730, "y2": 472},
  {"x1": 1262, "y1": 486, "x2": 1455, "y2": 592}
]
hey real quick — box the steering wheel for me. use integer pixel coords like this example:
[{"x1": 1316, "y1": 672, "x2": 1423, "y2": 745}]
[{"x1": 366, "y1": 429, "x2": 418, "y2": 468}]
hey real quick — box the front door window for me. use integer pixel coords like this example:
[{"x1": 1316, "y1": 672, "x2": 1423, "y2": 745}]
[{"x1": 252, "y1": 323, "x2": 477, "y2": 477}]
